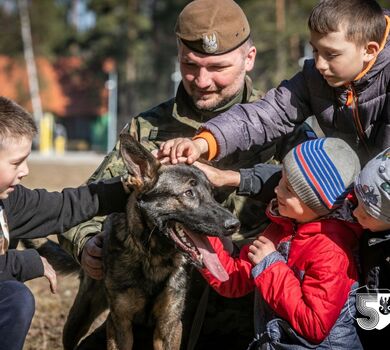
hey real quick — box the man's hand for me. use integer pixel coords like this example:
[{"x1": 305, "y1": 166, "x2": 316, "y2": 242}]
[
  {"x1": 41, "y1": 256, "x2": 57, "y2": 294},
  {"x1": 193, "y1": 161, "x2": 240, "y2": 188},
  {"x1": 157, "y1": 138, "x2": 208, "y2": 164},
  {"x1": 247, "y1": 236, "x2": 276, "y2": 266},
  {"x1": 81, "y1": 233, "x2": 104, "y2": 280}
]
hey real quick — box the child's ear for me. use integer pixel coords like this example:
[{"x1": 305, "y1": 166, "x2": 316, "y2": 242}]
[{"x1": 364, "y1": 41, "x2": 380, "y2": 62}]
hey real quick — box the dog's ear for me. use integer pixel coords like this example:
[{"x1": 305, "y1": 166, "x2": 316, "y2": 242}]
[{"x1": 119, "y1": 133, "x2": 161, "y2": 192}]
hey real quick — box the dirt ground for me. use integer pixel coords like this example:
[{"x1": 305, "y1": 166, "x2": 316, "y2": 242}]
[{"x1": 21, "y1": 152, "x2": 105, "y2": 350}]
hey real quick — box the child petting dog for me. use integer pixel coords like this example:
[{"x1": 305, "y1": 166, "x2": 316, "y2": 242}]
[
  {"x1": 158, "y1": 0, "x2": 390, "y2": 166},
  {"x1": 194, "y1": 142, "x2": 390, "y2": 349},
  {"x1": 198, "y1": 138, "x2": 364, "y2": 349},
  {"x1": 0, "y1": 96, "x2": 128, "y2": 350}
]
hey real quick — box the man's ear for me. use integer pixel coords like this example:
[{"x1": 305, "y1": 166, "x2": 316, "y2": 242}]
[
  {"x1": 245, "y1": 45, "x2": 256, "y2": 72},
  {"x1": 364, "y1": 41, "x2": 380, "y2": 63}
]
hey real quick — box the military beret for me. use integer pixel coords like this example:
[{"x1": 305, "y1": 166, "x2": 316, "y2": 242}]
[{"x1": 175, "y1": 0, "x2": 250, "y2": 55}]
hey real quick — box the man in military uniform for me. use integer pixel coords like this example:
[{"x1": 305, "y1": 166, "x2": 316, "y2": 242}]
[{"x1": 61, "y1": 0, "x2": 313, "y2": 348}]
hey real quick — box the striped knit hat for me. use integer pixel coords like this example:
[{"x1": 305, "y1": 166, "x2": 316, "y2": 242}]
[{"x1": 283, "y1": 138, "x2": 361, "y2": 216}]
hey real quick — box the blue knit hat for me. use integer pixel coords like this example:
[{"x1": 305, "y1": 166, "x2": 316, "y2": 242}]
[{"x1": 283, "y1": 138, "x2": 361, "y2": 216}]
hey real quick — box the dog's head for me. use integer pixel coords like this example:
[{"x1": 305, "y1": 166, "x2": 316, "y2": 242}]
[{"x1": 120, "y1": 133, "x2": 240, "y2": 281}]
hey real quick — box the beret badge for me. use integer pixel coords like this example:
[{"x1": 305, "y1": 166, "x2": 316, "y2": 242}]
[{"x1": 202, "y1": 33, "x2": 218, "y2": 54}]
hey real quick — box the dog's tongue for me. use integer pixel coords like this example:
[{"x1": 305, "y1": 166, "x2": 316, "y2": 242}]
[{"x1": 186, "y1": 232, "x2": 229, "y2": 282}]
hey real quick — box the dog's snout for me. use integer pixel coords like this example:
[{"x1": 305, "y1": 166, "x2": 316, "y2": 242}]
[{"x1": 223, "y1": 218, "x2": 240, "y2": 235}]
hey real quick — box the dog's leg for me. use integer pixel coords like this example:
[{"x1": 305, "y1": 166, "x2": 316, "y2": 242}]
[
  {"x1": 106, "y1": 312, "x2": 130, "y2": 350},
  {"x1": 106, "y1": 290, "x2": 145, "y2": 350},
  {"x1": 154, "y1": 320, "x2": 182, "y2": 350},
  {"x1": 152, "y1": 278, "x2": 186, "y2": 350},
  {"x1": 63, "y1": 273, "x2": 108, "y2": 350},
  {"x1": 153, "y1": 302, "x2": 183, "y2": 350}
]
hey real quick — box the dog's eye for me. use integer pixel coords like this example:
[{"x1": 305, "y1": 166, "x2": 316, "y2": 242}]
[
  {"x1": 184, "y1": 189, "x2": 195, "y2": 197},
  {"x1": 189, "y1": 179, "x2": 197, "y2": 187}
]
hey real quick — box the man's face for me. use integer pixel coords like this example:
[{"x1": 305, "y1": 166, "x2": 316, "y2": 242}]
[
  {"x1": 310, "y1": 27, "x2": 374, "y2": 88},
  {"x1": 178, "y1": 42, "x2": 256, "y2": 111},
  {"x1": 0, "y1": 136, "x2": 31, "y2": 199}
]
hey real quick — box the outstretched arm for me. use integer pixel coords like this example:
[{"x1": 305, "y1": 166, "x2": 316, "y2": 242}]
[
  {"x1": 202, "y1": 70, "x2": 312, "y2": 160},
  {"x1": 199, "y1": 237, "x2": 255, "y2": 298},
  {"x1": 5, "y1": 177, "x2": 127, "y2": 241}
]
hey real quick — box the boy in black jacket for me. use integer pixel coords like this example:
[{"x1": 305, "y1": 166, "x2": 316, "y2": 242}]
[{"x1": 0, "y1": 96, "x2": 127, "y2": 350}]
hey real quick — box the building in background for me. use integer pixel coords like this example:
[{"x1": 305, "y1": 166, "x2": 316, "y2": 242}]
[{"x1": 0, "y1": 55, "x2": 108, "y2": 151}]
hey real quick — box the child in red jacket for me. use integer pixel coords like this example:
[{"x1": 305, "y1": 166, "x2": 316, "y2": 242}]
[{"x1": 200, "y1": 138, "x2": 363, "y2": 349}]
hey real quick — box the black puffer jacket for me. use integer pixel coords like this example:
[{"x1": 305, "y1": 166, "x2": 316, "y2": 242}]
[{"x1": 0, "y1": 178, "x2": 126, "y2": 282}]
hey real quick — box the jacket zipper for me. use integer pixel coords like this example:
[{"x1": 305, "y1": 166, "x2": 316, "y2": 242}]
[
  {"x1": 282, "y1": 224, "x2": 297, "y2": 261},
  {"x1": 346, "y1": 85, "x2": 370, "y2": 155}
]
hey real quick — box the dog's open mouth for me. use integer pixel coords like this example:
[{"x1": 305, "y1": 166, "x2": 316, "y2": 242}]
[{"x1": 167, "y1": 223, "x2": 229, "y2": 282}]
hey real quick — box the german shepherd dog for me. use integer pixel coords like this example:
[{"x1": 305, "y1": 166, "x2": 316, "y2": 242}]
[{"x1": 57, "y1": 134, "x2": 240, "y2": 350}]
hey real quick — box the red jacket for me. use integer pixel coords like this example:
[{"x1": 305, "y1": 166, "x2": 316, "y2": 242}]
[{"x1": 200, "y1": 202, "x2": 363, "y2": 344}]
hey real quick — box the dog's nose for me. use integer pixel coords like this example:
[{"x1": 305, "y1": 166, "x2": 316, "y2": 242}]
[{"x1": 223, "y1": 218, "x2": 240, "y2": 235}]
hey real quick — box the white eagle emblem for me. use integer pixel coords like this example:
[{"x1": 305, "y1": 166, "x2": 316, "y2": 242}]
[{"x1": 202, "y1": 33, "x2": 218, "y2": 53}]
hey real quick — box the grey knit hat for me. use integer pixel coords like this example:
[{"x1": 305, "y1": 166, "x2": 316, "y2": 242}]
[
  {"x1": 283, "y1": 138, "x2": 361, "y2": 216},
  {"x1": 355, "y1": 147, "x2": 390, "y2": 223}
]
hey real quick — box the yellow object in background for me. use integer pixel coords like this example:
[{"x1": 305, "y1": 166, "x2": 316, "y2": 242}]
[
  {"x1": 54, "y1": 134, "x2": 66, "y2": 155},
  {"x1": 39, "y1": 113, "x2": 54, "y2": 154}
]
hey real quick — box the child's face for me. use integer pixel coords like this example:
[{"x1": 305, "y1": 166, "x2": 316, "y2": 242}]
[
  {"x1": 353, "y1": 199, "x2": 390, "y2": 232},
  {"x1": 0, "y1": 136, "x2": 31, "y2": 199},
  {"x1": 310, "y1": 27, "x2": 373, "y2": 88},
  {"x1": 274, "y1": 172, "x2": 319, "y2": 223}
]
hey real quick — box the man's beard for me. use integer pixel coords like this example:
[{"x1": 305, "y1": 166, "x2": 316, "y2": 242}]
[{"x1": 193, "y1": 89, "x2": 242, "y2": 112}]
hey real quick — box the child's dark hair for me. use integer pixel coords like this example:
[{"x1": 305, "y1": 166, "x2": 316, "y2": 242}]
[
  {"x1": 0, "y1": 96, "x2": 37, "y2": 148},
  {"x1": 308, "y1": 0, "x2": 386, "y2": 46}
]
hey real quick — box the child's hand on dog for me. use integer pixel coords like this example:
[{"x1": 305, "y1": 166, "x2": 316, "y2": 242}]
[
  {"x1": 248, "y1": 236, "x2": 276, "y2": 266},
  {"x1": 41, "y1": 256, "x2": 57, "y2": 294},
  {"x1": 157, "y1": 137, "x2": 207, "y2": 164},
  {"x1": 193, "y1": 162, "x2": 240, "y2": 188}
]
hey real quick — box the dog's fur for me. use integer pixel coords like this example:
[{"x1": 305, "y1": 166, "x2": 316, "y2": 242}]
[{"x1": 55, "y1": 134, "x2": 239, "y2": 350}]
